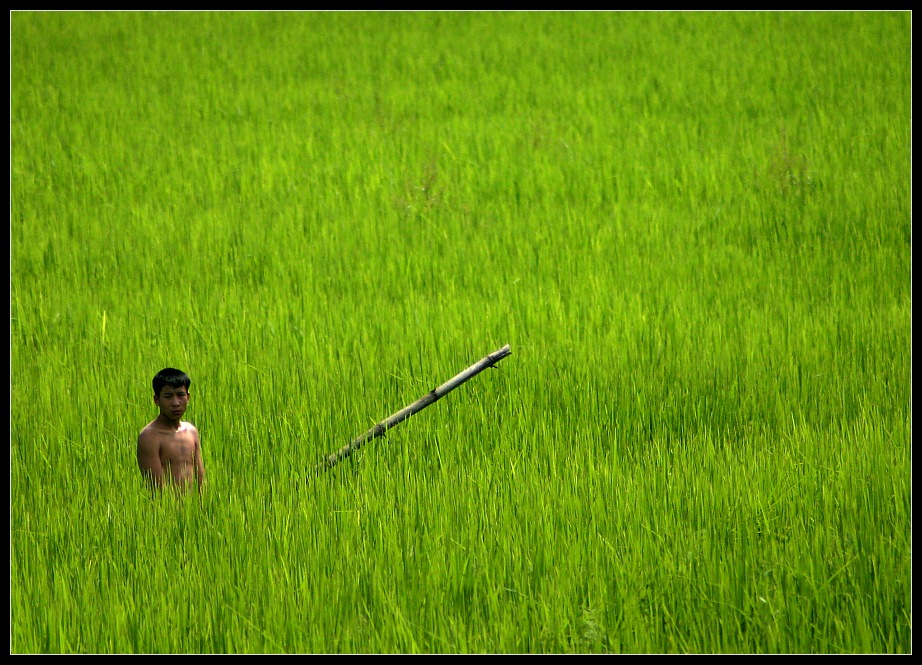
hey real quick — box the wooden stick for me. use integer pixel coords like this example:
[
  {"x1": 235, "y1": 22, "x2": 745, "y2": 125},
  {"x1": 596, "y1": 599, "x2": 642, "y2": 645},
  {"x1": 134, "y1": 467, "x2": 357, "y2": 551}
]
[{"x1": 316, "y1": 344, "x2": 512, "y2": 474}]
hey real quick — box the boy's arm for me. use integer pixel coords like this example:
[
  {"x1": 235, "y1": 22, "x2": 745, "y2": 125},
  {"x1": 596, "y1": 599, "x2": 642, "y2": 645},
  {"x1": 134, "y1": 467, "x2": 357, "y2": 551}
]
[
  {"x1": 193, "y1": 428, "x2": 206, "y2": 493},
  {"x1": 137, "y1": 431, "x2": 164, "y2": 488}
]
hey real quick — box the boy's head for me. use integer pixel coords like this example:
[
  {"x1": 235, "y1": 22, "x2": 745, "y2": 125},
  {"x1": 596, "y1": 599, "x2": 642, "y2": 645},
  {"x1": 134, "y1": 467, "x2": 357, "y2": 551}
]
[
  {"x1": 152, "y1": 368, "x2": 191, "y2": 396},
  {"x1": 152, "y1": 368, "x2": 192, "y2": 421}
]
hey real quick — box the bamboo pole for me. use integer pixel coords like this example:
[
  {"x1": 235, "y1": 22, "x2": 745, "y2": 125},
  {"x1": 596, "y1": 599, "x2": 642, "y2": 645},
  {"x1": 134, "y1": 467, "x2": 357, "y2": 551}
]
[{"x1": 315, "y1": 344, "x2": 512, "y2": 474}]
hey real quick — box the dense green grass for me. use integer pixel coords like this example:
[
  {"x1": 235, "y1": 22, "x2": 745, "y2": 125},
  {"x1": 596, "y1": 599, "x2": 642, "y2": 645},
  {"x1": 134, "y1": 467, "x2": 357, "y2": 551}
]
[{"x1": 10, "y1": 11, "x2": 911, "y2": 653}]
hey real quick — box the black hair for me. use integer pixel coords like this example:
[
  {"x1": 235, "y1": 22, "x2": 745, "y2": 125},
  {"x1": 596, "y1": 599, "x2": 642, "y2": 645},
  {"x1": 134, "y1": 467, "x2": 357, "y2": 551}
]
[{"x1": 152, "y1": 368, "x2": 191, "y2": 396}]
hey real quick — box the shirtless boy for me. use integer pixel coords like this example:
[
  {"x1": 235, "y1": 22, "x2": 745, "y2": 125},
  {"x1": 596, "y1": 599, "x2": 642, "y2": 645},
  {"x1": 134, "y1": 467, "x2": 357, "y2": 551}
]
[{"x1": 137, "y1": 368, "x2": 206, "y2": 495}]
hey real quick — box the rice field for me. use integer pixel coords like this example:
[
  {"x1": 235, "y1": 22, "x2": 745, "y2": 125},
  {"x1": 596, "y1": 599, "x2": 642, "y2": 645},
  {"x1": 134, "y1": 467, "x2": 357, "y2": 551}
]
[{"x1": 9, "y1": 11, "x2": 911, "y2": 654}]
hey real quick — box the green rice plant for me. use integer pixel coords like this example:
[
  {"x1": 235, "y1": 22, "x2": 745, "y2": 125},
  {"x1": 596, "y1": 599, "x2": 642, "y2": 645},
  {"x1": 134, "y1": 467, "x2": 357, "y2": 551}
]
[{"x1": 10, "y1": 10, "x2": 910, "y2": 654}]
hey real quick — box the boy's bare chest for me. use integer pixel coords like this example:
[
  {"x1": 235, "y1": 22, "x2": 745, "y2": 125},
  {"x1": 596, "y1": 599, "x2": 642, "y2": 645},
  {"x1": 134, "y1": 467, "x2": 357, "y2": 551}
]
[{"x1": 154, "y1": 429, "x2": 196, "y2": 460}]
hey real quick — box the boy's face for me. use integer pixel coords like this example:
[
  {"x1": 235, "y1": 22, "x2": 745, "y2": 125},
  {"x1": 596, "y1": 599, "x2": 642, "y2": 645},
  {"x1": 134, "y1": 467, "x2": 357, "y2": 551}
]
[{"x1": 154, "y1": 385, "x2": 190, "y2": 420}]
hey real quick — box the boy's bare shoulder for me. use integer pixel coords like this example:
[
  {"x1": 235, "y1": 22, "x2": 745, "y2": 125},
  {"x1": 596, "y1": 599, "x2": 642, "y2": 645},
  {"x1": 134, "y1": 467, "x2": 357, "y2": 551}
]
[
  {"x1": 138, "y1": 420, "x2": 159, "y2": 438},
  {"x1": 138, "y1": 420, "x2": 198, "y2": 441},
  {"x1": 137, "y1": 423, "x2": 160, "y2": 452}
]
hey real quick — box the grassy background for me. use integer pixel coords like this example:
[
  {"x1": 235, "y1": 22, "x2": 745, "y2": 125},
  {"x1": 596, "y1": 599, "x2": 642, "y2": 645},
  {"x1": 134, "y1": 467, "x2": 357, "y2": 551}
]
[{"x1": 10, "y1": 11, "x2": 911, "y2": 653}]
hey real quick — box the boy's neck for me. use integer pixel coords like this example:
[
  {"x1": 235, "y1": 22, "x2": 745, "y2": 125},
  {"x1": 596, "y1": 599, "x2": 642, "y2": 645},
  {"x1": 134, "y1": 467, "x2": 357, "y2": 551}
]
[{"x1": 156, "y1": 414, "x2": 183, "y2": 430}]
